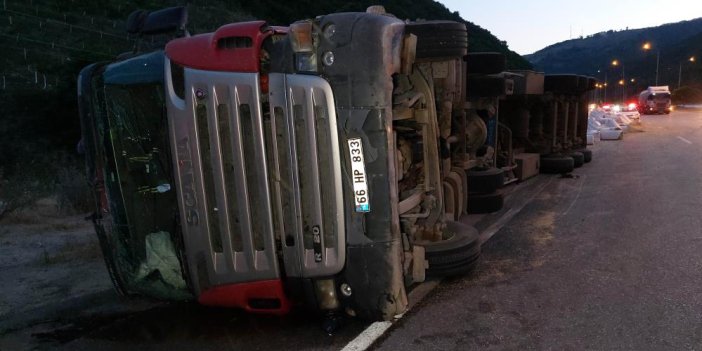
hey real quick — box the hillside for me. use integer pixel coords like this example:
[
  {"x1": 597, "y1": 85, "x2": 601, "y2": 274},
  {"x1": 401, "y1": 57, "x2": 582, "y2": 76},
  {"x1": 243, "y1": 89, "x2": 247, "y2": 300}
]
[{"x1": 527, "y1": 18, "x2": 702, "y2": 92}]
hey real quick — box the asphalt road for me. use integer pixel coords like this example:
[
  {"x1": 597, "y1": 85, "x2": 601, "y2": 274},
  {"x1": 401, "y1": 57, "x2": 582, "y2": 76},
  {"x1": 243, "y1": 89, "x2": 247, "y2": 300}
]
[
  {"x1": 4, "y1": 110, "x2": 702, "y2": 350},
  {"x1": 374, "y1": 109, "x2": 702, "y2": 350}
]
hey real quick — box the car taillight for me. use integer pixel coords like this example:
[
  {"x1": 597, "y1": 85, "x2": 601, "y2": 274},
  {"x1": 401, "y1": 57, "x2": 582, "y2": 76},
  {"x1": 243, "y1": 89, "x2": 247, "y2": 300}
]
[{"x1": 627, "y1": 103, "x2": 637, "y2": 110}]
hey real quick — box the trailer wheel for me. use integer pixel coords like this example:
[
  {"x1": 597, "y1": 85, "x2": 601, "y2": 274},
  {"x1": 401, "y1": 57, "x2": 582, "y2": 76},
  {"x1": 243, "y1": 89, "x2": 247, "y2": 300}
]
[
  {"x1": 467, "y1": 191, "x2": 504, "y2": 214},
  {"x1": 577, "y1": 76, "x2": 589, "y2": 94},
  {"x1": 544, "y1": 75, "x2": 580, "y2": 95},
  {"x1": 416, "y1": 221, "x2": 481, "y2": 278},
  {"x1": 405, "y1": 21, "x2": 468, "y2": 60},
  {"x1": 467, "y1": 76, "x2": 508, "y2": 98},
  {"x1": 569, "y1": 151, "x2": 585, "y2": 168},
  {"x1": 426, "y1": 242, "x2": 480, "y2": 267},
  {"x1": 465, "y1": 52, "x2": 505, "y2": 75},
  {"x1": 579, "y1": 149, "x2": 592, "y2": 163},
  {"x1": 467, "y1": 167, "x2": 504, "y2": 194},
  {"x1": 540, "y1": 155, "x2": 574, "y2": 174},
  {"x1": 426, "y1": 253, "x2": 481, "y2": 277}
]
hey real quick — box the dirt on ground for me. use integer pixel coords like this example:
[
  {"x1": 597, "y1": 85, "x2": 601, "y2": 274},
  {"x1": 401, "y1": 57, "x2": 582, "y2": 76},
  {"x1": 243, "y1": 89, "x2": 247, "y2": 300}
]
[{"x1": 0, "y1": 198, "x2": 112, "y2": 321}]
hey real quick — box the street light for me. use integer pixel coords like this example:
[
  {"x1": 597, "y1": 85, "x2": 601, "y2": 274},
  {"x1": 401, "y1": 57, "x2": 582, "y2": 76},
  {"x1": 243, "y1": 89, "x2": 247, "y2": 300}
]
[
  {"x1": 678, "y1": 56, "x2": 696, "y2": 88},
  {"x1": 642, "y1": 42, "x2": 660, "y2": 85},
  {"x1": 612, "y1": 59, "x2": 625, "y2": 101}
]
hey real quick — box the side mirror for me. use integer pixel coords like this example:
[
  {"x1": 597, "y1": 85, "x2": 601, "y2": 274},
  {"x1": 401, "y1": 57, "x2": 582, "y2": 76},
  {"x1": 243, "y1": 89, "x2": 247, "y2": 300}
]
[
  {"x1": 126, "y1": 10, "x2": 148, "y2": 34},
  {"x1": 140, "y1": 6, "x2": 188, "y2": 35}
]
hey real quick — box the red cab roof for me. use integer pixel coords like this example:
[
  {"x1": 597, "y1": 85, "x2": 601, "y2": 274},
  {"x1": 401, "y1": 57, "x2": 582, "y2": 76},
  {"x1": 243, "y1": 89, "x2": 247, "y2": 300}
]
[{"x1": 166, "y1": 21, "x2": 286, "y2": 72}]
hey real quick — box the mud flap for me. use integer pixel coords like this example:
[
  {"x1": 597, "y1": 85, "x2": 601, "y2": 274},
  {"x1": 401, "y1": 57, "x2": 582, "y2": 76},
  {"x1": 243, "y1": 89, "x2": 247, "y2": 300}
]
[{"x1": 342, "y1": 240, "x2": 408, "y2": 321}]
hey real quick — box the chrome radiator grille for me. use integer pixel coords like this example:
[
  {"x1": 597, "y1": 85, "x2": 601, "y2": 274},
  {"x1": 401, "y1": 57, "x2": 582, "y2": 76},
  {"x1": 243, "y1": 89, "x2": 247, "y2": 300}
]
[{"x1": 166, "y1": 60, "x2": 345, "y2": 293}]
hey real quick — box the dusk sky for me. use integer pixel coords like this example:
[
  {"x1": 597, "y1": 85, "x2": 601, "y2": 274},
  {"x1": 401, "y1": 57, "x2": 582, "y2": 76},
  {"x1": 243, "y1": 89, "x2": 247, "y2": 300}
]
[{"x1": 439, "y1": 0, "x2": 702, "y2": 55}]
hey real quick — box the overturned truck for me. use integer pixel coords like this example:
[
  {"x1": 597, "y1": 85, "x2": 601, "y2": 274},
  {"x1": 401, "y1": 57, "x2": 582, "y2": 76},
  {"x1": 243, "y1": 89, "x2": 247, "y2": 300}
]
[{"x1": 78, "y1": 6, "x2": 595, "y2": 322}]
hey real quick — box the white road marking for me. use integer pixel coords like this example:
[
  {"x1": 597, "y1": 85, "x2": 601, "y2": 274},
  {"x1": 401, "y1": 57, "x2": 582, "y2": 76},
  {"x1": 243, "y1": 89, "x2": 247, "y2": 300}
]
[
  {"x1": 562, "y1": 175, "x2": 586, "y2": 217},
  {"x1": 340, "y1": 321, "x2": 392, "y2": 351},
  {"x1": 677, "y1": 136, "x2": 693, "y2": 144},
  {"x1": 340, "y1": 280, "x2": 440, "y2": 351}
]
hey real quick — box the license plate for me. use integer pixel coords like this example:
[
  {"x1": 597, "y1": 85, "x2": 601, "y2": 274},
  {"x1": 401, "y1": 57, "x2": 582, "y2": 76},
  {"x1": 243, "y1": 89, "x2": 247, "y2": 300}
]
[{"x1": 347, "y1": 138, "x2": 370, "y2": 212}]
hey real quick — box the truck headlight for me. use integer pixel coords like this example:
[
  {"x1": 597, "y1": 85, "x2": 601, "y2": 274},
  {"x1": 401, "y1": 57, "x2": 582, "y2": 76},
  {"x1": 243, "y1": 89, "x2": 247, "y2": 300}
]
[
  {"x1": 290, "y1": 21, "x2": 318, "y2": 72},
  {"x1": 290, "y1": 21, "x2": 313, "y2": 52}
]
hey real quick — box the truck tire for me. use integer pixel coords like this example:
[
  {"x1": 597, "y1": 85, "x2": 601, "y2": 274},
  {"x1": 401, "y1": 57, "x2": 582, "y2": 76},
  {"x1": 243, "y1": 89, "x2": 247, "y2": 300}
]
[
  {"x1": 586, "y1": 77, "x2": 597, "y2": 91},
  {"x1": 465, "y1": 52, "x2": 505, "y2": 75},
  {"x1": 540, "y1": 155, "x2": 574, "y2": 174},
  {"x1": 467, "y1": 76, "x2": 508, "y2": 98},
  {"x1": 467, "y1": 167, "x2": 504, "y2": 194},
  {"x1": 416, "y1": 221, "x2": 481, "y2": 278},
  {"x1": 405, "y1": 21, "x2": 467, "y2": 60},
  {"x1": 577, "y1": 76, "x2": 589, "y2": 94},
  {"x1": 426, "y1": 252, "x2": 481, "y2": 277},
  {"x1": 544, "y1": 75, "x2": 580, "y2": 95},
  {"x1": 578, "y1": 149, "x2": 592, "y2": 163},
  {"x1": 467, "y1": 191, "x2": 504, "y2": 214},
  {"x1": 569, "y1": 151, "x2": 585, "y2": 168}
]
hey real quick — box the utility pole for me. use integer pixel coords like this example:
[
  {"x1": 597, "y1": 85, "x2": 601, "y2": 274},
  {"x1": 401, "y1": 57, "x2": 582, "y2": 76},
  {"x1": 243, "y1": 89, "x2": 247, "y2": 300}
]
[
  {"x1": 643, "y1": 43, "x2": 660, "y2": 86},
  {"x1": 655, "y1": 50, "x2": 660, "y2": 86},
  {"x1": 604, "y1": 72, "x2": 608, "y2": 102},
  {"x1": 622, "y1": 64, "x2": 626, "y2": 104}
]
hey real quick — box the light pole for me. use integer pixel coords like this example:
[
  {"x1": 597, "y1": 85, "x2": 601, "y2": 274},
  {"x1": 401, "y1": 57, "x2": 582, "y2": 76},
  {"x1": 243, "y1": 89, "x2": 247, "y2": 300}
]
[
  {"x1": 603, "y1": 81, "x2": 608, "y2": 102},
  {"x1": 642, "y1": 42, "x2": 660, "y2": 85},
  {"x1": 612, "y1": 59, "x2": 625, "y2": 101},
  {"x1": 678, "y1": 56, "x2": 696, "y2": 88},
  {"x1": 596, "y1": 69, "x2": 608, "y2": 103},
  {"x1": 629, "y1": 78, "x2": 636, "y2": 100}
]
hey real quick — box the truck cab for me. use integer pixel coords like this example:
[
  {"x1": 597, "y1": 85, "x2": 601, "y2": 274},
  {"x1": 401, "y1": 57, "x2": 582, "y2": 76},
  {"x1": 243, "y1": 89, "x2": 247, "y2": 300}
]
[{"x1": 638, "y1": 86, "x2": 672, "y2": 114}]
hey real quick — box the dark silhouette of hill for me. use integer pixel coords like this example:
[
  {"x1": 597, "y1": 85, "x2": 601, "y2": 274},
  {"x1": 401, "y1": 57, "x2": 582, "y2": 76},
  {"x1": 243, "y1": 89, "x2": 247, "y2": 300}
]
[{"x1": 527, "y1": 18, "x2": 702, "y2": 92}]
